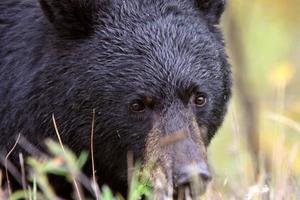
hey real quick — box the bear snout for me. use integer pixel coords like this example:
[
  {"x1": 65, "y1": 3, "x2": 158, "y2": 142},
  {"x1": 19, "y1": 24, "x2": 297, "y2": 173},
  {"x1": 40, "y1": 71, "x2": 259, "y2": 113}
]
[{"x1": 173, "y1": 162, "x2": 212, "y2": 192}]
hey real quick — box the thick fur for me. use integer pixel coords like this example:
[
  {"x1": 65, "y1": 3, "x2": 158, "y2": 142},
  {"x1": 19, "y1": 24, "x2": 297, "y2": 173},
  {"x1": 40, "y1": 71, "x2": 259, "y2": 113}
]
[{"x1": 0, "y1": 0, "x2": 231, "y2": 197}]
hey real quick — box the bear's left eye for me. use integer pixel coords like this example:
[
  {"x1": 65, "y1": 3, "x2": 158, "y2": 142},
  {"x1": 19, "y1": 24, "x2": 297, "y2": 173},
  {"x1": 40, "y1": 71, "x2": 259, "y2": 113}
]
[
  {"x1": 194, "y1": 93, "x2": 207, "y2": 107},
  {"x1": 130, "y1": 100, "x2": 146, "y2": 112}
]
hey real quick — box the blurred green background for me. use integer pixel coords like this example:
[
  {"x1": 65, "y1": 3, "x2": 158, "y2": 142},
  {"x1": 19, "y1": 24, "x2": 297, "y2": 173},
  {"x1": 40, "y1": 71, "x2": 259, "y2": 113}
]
[{"x1": 207, "y1": 0, "x2": 300, "y2": 199}]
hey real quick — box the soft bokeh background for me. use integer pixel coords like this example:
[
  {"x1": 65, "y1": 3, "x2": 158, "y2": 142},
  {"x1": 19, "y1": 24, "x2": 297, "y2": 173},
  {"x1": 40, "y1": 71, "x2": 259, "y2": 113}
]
[{"x1": 207, "y1": 0, "x2": 300, "y2": 199}]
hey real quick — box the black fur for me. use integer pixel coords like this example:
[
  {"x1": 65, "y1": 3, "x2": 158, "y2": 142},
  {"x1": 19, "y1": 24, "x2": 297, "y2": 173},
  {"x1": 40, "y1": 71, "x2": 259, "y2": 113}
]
[{"x1": 0, "y1": 0, "x2": 231, "y2": 197}]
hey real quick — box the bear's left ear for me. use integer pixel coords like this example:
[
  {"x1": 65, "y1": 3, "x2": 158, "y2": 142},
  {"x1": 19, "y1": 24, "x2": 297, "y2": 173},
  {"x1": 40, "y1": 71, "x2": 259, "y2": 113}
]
[
  {"x1": 39, "y1": 0, "x2": 98, "y2": 38},
  {"x1": 196, "y1": 0, "x2": 226, "y2": 25}
]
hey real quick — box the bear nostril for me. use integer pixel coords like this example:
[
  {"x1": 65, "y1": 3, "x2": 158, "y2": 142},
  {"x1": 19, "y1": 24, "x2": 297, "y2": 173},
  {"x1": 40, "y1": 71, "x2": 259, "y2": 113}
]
[
  {"x1": 175, "y1": 162, "x2": 212, "y2": 187},
  {"x1": 199, "y1": 170, "x2": 212, "y2": 183},
  {"x1": 176, "y1": 173, "x2": 191, "y2": 187}
]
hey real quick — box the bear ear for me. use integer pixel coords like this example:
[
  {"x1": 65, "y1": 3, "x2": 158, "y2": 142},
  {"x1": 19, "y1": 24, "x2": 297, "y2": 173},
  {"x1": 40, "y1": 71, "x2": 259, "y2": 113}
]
[
  {"x1": 196, "y1": 0, "x2": 226, "y2": 24},
  {"x1": 39, "y1": 0, "x2": 98, "y2": 37}
]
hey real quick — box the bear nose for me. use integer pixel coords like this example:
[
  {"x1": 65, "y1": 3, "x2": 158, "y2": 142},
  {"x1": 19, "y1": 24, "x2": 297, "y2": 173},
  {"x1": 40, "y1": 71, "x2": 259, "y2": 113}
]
[{"x1": 175, "y1": 162, "x2": 212, "y2": 187}]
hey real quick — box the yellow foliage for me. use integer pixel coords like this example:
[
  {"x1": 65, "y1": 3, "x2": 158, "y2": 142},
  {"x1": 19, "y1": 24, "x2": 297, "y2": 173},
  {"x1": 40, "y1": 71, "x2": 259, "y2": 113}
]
[{"x1": 269, "y1": 62, "x2": 294, "y2": 88}]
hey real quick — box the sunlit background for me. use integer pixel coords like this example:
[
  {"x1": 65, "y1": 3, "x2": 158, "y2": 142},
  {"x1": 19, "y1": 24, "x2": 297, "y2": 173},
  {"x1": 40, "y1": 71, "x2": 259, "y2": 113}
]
[{"x1": 208, "y1": 0, "x2": 300, "y2": 199}]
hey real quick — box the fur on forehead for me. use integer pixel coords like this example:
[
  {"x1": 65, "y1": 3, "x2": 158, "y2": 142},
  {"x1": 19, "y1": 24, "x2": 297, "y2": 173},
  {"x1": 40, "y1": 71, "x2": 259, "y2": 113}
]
[{"x1": 39, "y1": 0, "x2": 227, "y2": 37}]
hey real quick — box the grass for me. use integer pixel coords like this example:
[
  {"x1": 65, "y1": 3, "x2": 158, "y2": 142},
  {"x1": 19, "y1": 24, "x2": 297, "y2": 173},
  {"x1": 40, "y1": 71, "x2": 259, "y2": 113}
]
[
  {"x1": 1, "y1": 139, "x2": 152, "y2": 200},
  {"x1": 205, "y1": 101, "x2": 300, "y2": 200}
]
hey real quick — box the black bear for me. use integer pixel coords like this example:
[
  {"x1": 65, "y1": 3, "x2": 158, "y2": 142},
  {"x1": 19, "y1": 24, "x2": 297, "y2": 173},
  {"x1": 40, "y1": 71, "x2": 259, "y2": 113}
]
[{"x1": 0, "y1": 0, "x2": 231, "y2": 198}]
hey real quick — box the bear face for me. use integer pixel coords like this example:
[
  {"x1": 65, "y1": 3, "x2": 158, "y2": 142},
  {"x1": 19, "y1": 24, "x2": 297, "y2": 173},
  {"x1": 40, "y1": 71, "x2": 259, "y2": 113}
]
[{"x1": 0, "y1": 0, "x2": 231, "y2": 197}]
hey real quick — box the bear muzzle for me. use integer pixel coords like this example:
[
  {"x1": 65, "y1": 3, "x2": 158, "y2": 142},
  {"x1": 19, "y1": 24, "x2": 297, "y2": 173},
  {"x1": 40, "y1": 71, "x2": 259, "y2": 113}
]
[{"x1": 144, "y1": 108, "x2": 211, "y2": 198}]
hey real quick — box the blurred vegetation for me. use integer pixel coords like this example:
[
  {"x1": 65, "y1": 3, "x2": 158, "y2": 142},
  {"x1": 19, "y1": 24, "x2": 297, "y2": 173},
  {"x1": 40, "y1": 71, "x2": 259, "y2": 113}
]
[
  {"x1": 207, "y1": 0, "x2": 300, "y2": 199},
  {"x1": 1, "y1": 140, "x2": 151, "y2": 200}
]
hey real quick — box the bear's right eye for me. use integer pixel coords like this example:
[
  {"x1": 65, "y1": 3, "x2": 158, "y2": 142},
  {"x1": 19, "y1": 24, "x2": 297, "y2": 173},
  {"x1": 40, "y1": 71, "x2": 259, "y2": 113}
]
[{"x1": 130, "y1": 100, "x2": 146, "y2": 113}]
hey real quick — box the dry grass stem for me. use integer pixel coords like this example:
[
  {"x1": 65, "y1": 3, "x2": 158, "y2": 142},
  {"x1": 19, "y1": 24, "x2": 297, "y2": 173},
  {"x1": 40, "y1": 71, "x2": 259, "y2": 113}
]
[
  {"x1": 127, "y1": 151, "x2": 134, "y2": 189},
  {"x1": 5, "y1": 133, "x2": 21, "y2": 195},
  {"x1": 52, "y1": 114, "x2": 83, "y2": 200},
  {"x1": 267, "y1": 112, "x2": 300, "y2": 133},
  {"x1": 90, "y1": 109, "x2": 100, "y2": 200},
  {"x1": 19, "y1": 153, "x2": 27, "y2": 192}
]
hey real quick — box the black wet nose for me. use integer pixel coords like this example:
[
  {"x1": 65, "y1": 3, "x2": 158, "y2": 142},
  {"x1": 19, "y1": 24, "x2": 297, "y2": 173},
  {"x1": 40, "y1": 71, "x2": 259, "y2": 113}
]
[{"x1": 175, "y1": 162, "x2": 212, "y2": 187}]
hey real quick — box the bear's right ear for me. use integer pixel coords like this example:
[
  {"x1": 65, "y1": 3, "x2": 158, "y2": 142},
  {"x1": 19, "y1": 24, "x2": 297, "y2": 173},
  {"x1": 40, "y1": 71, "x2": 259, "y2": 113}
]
[
  {"x1": 196, "y1": 0, "x2": 226, "y2": 25},
  {"x1": 39, "y1": 0, "x2": 98, "y2": 37}
]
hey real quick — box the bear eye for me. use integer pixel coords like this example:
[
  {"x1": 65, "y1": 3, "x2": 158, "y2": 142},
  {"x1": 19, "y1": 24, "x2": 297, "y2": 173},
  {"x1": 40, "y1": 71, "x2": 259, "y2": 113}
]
[
  {"x1": 130, "y1": 100, "x2": 146, "y2": 112},
  {"x1": 194, "y1": 93, "x2": 207, "y2": 107}
]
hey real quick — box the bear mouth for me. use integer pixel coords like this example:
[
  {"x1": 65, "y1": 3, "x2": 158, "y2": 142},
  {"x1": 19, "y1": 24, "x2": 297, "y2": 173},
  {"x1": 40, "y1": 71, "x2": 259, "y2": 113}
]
[
  {"x1": 173, "y1": 186, "x2": 194, "y2": 200},
  {"x1": 172, "y1": 181, "x2": 208, "y2": 199},
  {"x1": 148, "y1": 178, "x2": 208, "y2": 200}
]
